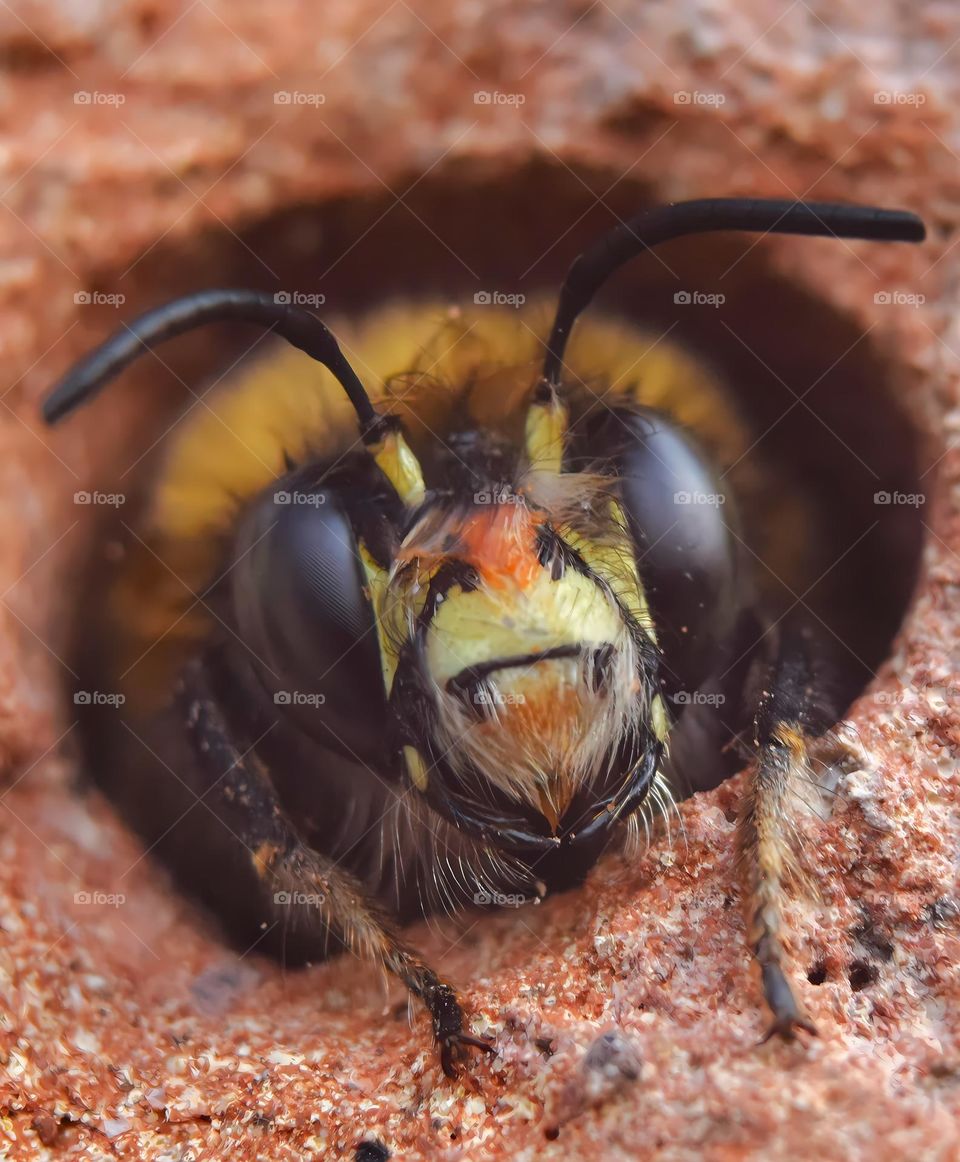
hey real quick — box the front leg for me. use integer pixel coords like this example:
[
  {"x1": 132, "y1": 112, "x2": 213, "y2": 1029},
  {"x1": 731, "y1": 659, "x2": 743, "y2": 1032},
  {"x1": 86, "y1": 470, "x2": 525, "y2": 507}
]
[
  {"x1": 178, "y1": 654, "x2": 495, "y2": 1078},
  {"x1": 736, "y1": 620, "x2": 828, "y2": 1040}
]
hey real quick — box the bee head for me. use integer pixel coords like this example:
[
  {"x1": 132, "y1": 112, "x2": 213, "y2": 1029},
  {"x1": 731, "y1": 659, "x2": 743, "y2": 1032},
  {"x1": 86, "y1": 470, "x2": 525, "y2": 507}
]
[{"x1": 388, "y1": 476, "x2": 666, "y2": 867}]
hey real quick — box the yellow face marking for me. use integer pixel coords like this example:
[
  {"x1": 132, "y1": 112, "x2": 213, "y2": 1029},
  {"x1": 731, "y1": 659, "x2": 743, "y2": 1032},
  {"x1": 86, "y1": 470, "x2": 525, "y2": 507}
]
[
  {"x1": 524, "y1": 397, "x2": 568, "y2": 474},
  {"x1": 651, "y1": 694, "x2": 670, "y2": 743},
  {"x1": 424, "y1": 565, "x2": 622, "y2": 688},
  {"x1": 558, "y1": 506, "x2": 657, "y2": 642},
  {"x1": 368, "y1": 429, "x2": 426, "y2": 507},
  {"x1": 403, "y1": 746, "x2": 430, "y2": 792},
  {"x1": 358, "y1": 541, "x2": 435, "y2": 698}
]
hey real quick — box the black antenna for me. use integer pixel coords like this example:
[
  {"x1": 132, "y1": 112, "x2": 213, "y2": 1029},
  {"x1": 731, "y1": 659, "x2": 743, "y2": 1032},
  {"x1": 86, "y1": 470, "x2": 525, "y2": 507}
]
[
  {"x1": 542, "y1": 198, "x2": 926, "y2": 391},
  {"x1": 43, "y1": 289, "x2": 385, "y2": 437}
]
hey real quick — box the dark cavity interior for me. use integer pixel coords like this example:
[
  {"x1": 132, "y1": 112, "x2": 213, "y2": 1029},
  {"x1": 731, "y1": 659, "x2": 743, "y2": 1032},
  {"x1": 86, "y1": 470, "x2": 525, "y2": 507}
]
[{"x1": 72, "y1": 160, "x2": 927, "y2": 752}]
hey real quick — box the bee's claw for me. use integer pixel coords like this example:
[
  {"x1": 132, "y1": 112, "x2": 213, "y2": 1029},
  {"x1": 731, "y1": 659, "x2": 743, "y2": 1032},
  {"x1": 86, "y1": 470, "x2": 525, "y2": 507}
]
[
  {"x1": 439, "y1": 1031, "x2": 496, "y2": 1079},
  {"x1": 759, "y1": 1012, "x2": 818, "y2": 1044},
  {"x1": 757, "y1": 962, "x2": 817, "y2": 1043}
]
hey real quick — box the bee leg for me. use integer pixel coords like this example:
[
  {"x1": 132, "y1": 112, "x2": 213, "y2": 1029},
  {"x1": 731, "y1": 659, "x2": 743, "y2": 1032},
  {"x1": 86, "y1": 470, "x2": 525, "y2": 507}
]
[
  {"x1": 178, "y1": 657, "x2": 494, "y2": 1078},
  {"x1": 736, "y1": 622, "x2": 825, "y2": 1041}
]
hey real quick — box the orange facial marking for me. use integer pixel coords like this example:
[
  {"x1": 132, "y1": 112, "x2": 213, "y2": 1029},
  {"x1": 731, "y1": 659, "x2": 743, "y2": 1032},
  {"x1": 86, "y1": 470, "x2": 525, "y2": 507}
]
[
  {"x1": 473, "y1": 670, "x2": 583, "y2": 829},
  {"x1": 456, "y1": 505, "x2": 545, "y2": 590},
  {"x1": 397, "y1": 502, "x2": 546, "y2": 591},
  {"x1": 486, "y1": 680, "x2": 582, "y2": 742}
]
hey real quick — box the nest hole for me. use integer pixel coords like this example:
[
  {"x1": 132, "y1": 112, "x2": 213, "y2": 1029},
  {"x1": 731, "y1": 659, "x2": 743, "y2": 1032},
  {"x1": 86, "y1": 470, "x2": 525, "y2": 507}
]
[
  {"x1": 807, "y1": 961, "x2": 829, "y2": 986},
  {"x1": 848, "y1": 960, "x2": 880, "y2": 991},
  {"x1": 67, "y1": 159, "x2": 928, "y2": 738}
]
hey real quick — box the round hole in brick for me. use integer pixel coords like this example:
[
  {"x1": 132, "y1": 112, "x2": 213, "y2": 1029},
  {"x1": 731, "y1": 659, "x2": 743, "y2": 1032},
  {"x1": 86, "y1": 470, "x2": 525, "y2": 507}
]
[
  {"x1": 848, "y1": 960, "x2": 880, "y2": 991},
  {"x1": 807, "y1": 961, "x2": 829, "y2": 986},
  {"x1": 62, "y1": 161, "x2": 929, "y2": 789}
]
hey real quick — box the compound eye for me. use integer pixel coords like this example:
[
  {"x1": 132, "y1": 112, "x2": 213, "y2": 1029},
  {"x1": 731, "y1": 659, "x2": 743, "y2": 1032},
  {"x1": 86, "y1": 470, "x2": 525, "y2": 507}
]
[
  {"x1": 573, "y1": 408, "x2": 742, "y2": 698},
  {"x1": 232, "y1": 484, "x2": 391, "y2": 765}
]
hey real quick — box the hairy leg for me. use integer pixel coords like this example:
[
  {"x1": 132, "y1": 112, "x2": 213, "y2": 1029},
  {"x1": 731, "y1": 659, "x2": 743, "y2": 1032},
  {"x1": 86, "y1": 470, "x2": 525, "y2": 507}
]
[
  {"x1": 736, "y1": 620, "x2": 831, "y2": 1038},
  {"x1": 178, "y1": 654, "x2": 493, "y2": 1078}
]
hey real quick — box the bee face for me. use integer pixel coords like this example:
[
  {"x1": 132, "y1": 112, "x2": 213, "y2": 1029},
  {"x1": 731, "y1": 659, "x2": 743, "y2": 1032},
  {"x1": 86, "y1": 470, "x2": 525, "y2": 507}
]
[
  {"x1": 386, "y1": 483, "x2": 663, "y2": 858},
  {"x1": 228, "y1": 425, "x2": 666, "y2": 866}
]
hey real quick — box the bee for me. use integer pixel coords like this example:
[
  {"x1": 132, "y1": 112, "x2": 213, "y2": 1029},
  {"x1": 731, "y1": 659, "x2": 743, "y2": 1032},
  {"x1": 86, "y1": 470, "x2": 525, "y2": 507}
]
[{"x1": 44, "y1": 198, "x2": 924, "y2": 1077}]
